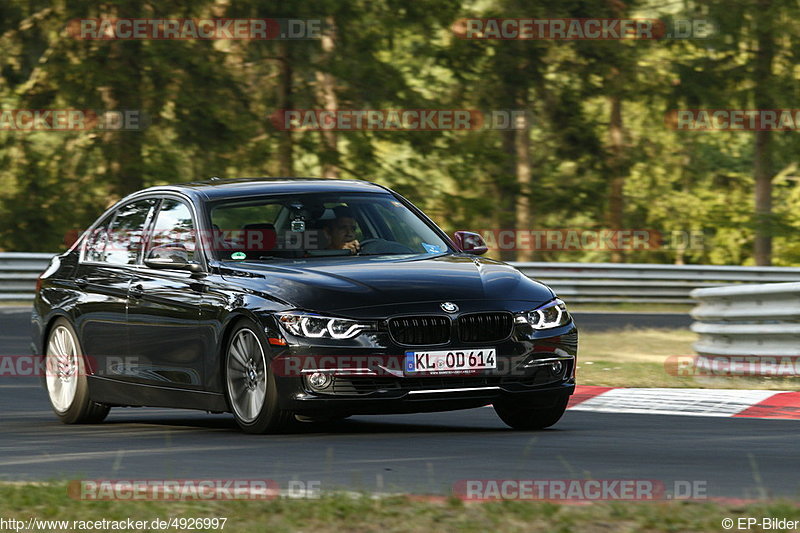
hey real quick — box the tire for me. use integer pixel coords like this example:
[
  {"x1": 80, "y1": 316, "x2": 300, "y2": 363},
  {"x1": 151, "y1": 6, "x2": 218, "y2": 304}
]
[
  {"x1": 494, "y1": 395, "x2": 569, "y2": 430},
  {"x1": 44, "y1": 318, "x2": 110, "y2": 424},
  {"x1": 224, "y1": 320, "x2": 294, "y2": 434}
]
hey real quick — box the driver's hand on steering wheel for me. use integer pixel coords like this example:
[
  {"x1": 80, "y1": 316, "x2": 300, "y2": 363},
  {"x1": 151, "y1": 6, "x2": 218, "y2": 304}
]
[{"x1": 342, "y1": 239, "x2": 361, "y2": 254}]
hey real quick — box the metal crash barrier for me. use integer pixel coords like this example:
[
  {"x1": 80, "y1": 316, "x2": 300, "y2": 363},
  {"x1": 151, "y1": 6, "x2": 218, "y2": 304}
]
[
  {"x1": 2, "y1": 254, "x2": 800, "y2": 304},
  {"x1": 690, "y1": 282, "x2": 800, "y2": 374}
]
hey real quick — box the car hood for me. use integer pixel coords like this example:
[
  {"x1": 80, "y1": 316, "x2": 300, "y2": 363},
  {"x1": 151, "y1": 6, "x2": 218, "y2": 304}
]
[{"x1": 218, "y1": 254, "x2": 554, "y2": 314}]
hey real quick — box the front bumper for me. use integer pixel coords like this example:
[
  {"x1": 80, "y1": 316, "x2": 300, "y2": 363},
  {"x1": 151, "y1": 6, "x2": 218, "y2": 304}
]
[
  {"x1": 283, "y1": 381, "x2": 574, "y2": 416},
  {"x1": 270, "y1": 321, "x2": 578, "y2": 416}
]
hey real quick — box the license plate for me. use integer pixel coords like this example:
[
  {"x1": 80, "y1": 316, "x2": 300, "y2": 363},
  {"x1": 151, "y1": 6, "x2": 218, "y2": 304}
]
[{"x1": 405, "y1": 348, "x2": 496, "y2": 375}]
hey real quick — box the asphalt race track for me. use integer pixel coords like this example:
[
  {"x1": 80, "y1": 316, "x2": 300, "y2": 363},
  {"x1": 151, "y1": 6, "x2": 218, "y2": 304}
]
[{"x1": 1, "y1": 307, "x2": 796, "y2": 499}]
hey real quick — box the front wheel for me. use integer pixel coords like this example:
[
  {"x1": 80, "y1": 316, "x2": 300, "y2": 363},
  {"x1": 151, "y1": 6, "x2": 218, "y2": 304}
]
[
  {"x1": 493, "y1": 395, "x2": 569, "y2": 430},
  {"x1": 44, "y1": 318, "x2": 110, "y2": 424},
  {"x1": 224, "y1": 321, "x2": 294, "y2": 434}
]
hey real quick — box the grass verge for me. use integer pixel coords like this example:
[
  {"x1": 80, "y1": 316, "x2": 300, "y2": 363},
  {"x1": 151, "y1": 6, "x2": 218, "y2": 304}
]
[
  {"x1": 578, "y1": 328, "x2": 800, "y2": 390},
  {"x1": 0, "y1": 301, "x2": 32, "y2": 308},
  {"x1": 0, "y1": 483, "x2": 798, "y2": 533}
]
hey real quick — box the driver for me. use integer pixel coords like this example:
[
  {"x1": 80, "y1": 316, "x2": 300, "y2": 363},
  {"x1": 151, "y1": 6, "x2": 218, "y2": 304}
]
[{"x1": 324, "y1": 206, "x2": 360, "y2": 253}]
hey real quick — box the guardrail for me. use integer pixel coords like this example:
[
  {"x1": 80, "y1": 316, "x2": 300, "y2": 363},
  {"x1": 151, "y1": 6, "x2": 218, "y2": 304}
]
[
  {"x1": 0, "y1": 253, "x2": 54, "y2": 301},
  {"x1": 689, "y1": 283, "x2": 800, "y2": 372},
  {"x1": 513, "y1": 262, "x2": 800, "y2": 304},
  {"x1": 2, "y1": 254, "x2": 800, "y2": 304}
]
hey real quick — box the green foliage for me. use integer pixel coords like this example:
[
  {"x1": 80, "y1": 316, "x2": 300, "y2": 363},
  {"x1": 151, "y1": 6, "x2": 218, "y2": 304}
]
[{"x1": 0, "y1": 0, "x2": 799, "y2": 265}]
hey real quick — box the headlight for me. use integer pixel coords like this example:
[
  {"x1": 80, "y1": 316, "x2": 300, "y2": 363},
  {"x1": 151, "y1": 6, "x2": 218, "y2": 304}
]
[
  {"x1": 519, "y1": 299, "x2": 571, "y2": 330},
  {"x1": 276, "y1": 312, "x2": 373, "y2": 340}
]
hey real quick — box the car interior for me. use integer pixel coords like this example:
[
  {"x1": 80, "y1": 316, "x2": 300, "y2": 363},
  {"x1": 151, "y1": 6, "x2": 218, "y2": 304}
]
[{"x1": 209, "y1": 196, "x2": 440, "y2": 260}]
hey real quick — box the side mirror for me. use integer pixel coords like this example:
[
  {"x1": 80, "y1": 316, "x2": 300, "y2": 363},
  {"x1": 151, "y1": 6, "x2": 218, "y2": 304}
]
[
  {"x1": 453, "y1": 231, "x2": 488, "y2": 255},
  {"x1": 145, "y1": 244, "x2": 204, "y2": 273}
]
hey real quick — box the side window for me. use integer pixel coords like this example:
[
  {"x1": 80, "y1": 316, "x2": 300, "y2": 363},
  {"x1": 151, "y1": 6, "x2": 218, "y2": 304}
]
[
  {"x1": 146, "y1": 199, "x2": 197, "y2": 263},
  {"x1": 104, "y1": 200, "x2": 157, "y2": 265},
  {"x1": 83, "y1": 212, "x2": 115, "y2": 262}
]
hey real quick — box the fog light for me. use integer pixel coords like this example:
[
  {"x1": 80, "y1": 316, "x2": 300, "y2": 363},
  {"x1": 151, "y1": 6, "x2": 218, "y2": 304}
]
[
  {"x1": 308, "y1": 372, "x2": 332, "y2": 390},
  {"x1": 550, "y1": 361, "x2": 564, "y2": 375}
]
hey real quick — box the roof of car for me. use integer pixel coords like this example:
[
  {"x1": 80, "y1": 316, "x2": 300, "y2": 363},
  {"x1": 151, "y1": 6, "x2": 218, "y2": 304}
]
[{"x1": 141, "y1": 177, "x2": 390, "y2": 200}]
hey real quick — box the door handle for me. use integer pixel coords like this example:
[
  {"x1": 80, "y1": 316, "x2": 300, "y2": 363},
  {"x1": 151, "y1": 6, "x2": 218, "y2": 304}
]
[
  {"x1": 74, "y1": 278, "x2": 88, "y2": 288},
  {"x1": 129, "y1": 284, "x2": 145, "y2": 299}
]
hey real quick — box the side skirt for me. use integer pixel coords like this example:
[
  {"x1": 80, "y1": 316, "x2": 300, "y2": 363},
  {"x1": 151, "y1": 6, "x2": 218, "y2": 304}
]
[{"x1": 88, "y1": 376, "x2": 229, "y2": 412}]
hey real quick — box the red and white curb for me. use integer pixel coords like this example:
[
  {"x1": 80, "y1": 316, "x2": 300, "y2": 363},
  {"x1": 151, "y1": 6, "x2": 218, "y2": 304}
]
[{"x1": 567, "y1": 386, "x2": 800, "y2": 420}]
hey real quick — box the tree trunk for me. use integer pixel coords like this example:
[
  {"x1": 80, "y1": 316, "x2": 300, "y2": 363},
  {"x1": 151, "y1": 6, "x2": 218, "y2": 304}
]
[
  {"x1": 514, "y1": 98, "x2": 533, "y2": 262},
  {"x1": 754, "y1": 131, "x2": 773, "y2": 265},
  {"x1": 277, "y1": 40, "x2": 294, "y2": 176},
  {"x1": 496, "y1": 129, "x2": 518, "y2": 262},
  {"x1": 606, "y1": 94, "x2": 625, "y2": 263},
  {"x1": 315, "y1": 16, "x2": 339, "y2": 178},
  {"x1": 753, "y1": 1, "x2": 775, "y2": 266},
  {"x1": 101, "y1": 39, "x2": 144, "y2": 198}
]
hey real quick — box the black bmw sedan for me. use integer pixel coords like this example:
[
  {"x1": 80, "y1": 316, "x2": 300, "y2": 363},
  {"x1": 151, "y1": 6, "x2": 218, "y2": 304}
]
[{"x1": 31, "y1": 178, "x2": 577, "y2": 433}]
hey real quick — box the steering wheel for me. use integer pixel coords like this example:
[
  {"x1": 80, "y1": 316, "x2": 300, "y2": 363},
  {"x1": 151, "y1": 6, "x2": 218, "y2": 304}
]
[{"x1": 358, "y1": 238, "x2": 415, "y2": 255}]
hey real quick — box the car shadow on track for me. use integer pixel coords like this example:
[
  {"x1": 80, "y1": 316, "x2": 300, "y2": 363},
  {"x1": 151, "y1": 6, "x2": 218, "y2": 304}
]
[{"x1": 97, "y1": 410, "x2": 568, "y2": 435}]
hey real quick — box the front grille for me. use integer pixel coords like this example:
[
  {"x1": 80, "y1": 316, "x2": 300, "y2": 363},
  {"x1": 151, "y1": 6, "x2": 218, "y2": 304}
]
[
  {"x1": 388, "y1": 316, "x2": 451, "y2": 345},
  {"x1": 458, "y1": 312, "x2": 513, "y2": 342}
]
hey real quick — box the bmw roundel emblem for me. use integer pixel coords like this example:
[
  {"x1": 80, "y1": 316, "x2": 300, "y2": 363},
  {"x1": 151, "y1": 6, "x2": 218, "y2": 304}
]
[{"x1": 440, "y1": 302, "x2": 459, "y2": 313}]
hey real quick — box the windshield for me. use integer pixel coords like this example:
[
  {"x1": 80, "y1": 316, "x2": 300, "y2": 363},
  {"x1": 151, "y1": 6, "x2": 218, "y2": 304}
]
[{"x1": 207, "y1": 193, "x2": 452, "y2": 260}]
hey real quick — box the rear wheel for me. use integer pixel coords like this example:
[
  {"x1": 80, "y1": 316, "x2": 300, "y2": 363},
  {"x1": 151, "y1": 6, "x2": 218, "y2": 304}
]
[
  {"x1": 224, "y1": 321, "x2": 294, "y2": 434},
  {"x1": 494, "y1": 395, "x2": 569, "y2": 430},
  {"x1": 45, "y1": 318, "x2": 110, "y2": 424}
]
